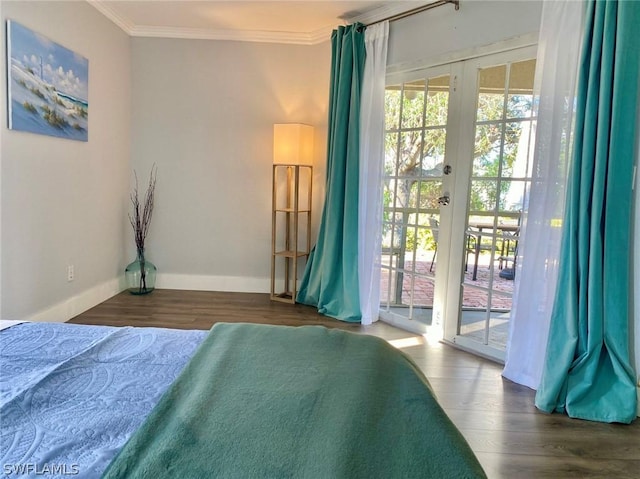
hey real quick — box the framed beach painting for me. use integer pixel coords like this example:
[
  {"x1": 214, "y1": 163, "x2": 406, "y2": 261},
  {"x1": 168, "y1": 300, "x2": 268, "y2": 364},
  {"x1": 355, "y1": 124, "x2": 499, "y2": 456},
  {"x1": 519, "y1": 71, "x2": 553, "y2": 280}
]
[{"x1": 6, "y1": 20, "x2": 88, "y2": 141}]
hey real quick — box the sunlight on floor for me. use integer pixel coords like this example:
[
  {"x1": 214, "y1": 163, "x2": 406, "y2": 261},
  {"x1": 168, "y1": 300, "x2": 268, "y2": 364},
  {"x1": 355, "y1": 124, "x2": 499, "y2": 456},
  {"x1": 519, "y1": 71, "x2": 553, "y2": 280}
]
[{"x1": 387, "y1": 336, "x2": 425, "y2": 349}]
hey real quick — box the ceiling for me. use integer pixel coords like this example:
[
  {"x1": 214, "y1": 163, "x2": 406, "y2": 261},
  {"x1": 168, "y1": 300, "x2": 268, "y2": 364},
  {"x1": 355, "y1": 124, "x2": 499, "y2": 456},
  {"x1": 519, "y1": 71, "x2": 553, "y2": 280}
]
[{"x1": 88, "y1": 0, "x2": 428, "y2": 44}]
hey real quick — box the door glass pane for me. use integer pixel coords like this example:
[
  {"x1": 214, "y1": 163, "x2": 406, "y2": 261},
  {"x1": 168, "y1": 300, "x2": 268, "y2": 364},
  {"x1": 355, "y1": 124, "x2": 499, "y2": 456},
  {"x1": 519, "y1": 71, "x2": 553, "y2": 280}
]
[
  {"x1": 423, "y1": 129, "x2": 447, "y2": 172},
  {"x1": 461, "y1": 58, "x2": 536, "y2": 352},
  {"x1": 499, "y1": 180, "x2": 527, "y2": 212},
  {"x1": 385, "y1": 88, "x2": 401, "y2": 131},
  {"x1": 426, "y1": 76, "x2": 449, "y2": 126},
  {"x1": 507, "y1": 59, "x2": 536, "y2": 119},
  {"x1": 469, "y1": 179, "x2": 498, "y2": 212},
  {"x1": 384, "y1": 132, "x2": 399, "y2": 174},
  {"x1": 417, "y1": 180, "x2": 442, "y2": 209},
  {"x1": 401, "y1": 80, "x2": 425, "y2": 129},
  {"x1": 473, "y1": 123, "x2": 503, "y2": 177},
  {"x1": 477, "y1": 65, "x2": 506, "y2": 122},
  {"x1": 399, "y1": 131, "x2": 423, "y2": 178},
  {"x1": 381, "y1": 75, "x2": 450, "y2": 323}
]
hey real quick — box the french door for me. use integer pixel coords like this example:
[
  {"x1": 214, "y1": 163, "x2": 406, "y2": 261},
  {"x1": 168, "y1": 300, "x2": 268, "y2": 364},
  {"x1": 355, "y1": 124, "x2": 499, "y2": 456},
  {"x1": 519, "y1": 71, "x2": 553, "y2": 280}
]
[
  {"x1": 379, "y1": 64, "x2": 455, "y2": 334},
  {"x1": 380, "y1": 46, "x2": 537, "y2": 361}
]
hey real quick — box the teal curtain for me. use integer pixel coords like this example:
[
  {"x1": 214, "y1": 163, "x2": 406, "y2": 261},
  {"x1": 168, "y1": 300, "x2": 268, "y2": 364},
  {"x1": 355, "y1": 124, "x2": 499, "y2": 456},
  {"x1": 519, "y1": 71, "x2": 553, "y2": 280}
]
[
  {"x1": 535, "y1": 0, "x2": 640, "y2": 424},
  {"x1": 296, "y1": 24, "x2": 366, "y2": 322}
]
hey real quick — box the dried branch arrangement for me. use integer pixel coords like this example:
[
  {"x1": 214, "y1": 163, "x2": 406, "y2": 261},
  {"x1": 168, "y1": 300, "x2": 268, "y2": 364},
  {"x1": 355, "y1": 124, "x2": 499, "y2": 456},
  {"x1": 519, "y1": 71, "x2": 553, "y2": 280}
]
[
  {"x1": 129, "y1": 165, "x2": 157, "y2": 256},
  {"x1": 128, "y1": 166, "x2": 157, "y2": 293}
]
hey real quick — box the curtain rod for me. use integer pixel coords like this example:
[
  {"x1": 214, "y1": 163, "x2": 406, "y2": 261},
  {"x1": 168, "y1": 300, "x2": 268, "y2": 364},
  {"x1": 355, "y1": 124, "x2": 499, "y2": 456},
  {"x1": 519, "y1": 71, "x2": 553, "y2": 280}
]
[{"x1": 366, "y1": 0, "x2": 460, "y2": 26}]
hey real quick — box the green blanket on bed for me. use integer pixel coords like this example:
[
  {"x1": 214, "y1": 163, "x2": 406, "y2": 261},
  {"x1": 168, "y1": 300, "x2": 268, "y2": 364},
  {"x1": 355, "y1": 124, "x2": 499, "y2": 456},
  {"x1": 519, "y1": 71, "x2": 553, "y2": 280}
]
[{"x1": 102, "y1": 323, "x2": 485, "y2": 479}]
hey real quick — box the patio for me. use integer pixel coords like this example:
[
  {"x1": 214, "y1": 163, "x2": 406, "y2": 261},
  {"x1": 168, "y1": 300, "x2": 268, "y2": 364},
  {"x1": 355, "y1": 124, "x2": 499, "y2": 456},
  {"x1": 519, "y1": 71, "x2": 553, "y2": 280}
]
[
  {"x1": 380, "y1": 251, "x2": 514, "y2": 349},
  {"x1": 380, "y1": 251, "x2": 514, "y2": 309}
]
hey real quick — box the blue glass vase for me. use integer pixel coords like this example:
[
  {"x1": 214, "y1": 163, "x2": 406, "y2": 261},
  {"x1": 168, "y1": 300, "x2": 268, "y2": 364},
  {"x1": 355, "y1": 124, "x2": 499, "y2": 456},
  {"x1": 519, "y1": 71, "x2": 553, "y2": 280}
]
[{"x1": 125, "y1": 250, "x2": 157, "y2": 295}]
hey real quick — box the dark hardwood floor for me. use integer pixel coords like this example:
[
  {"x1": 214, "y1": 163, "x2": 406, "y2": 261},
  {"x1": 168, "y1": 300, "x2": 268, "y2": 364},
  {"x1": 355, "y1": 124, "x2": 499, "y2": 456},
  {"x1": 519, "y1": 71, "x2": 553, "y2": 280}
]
[{"x1": 70, "y1": 290, "x2": 640, "y2": 478}]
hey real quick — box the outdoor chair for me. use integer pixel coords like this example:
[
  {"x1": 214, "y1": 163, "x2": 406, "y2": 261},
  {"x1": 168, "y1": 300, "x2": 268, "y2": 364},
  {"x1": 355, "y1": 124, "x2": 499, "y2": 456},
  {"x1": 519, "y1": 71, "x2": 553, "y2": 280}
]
[
  {"x1": 497, "y1": 227, "x2": 520, "y2": 279},
  {"x1": 465, "y1": 230, "x2": 494, "y2": 280}
]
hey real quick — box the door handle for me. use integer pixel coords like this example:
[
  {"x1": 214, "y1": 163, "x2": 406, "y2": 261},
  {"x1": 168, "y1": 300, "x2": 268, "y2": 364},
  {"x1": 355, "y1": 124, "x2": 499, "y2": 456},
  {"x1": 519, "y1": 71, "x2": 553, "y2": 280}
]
[{"x1": 438, "y1": 195, "x2": 450, "y2": 206}]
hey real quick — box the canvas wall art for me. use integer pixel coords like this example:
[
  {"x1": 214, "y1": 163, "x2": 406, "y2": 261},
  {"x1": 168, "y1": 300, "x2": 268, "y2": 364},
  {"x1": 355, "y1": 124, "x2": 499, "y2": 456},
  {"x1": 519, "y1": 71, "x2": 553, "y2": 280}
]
[{"x1": 7, "y1": 20, "x2": 88, "y2": 142}]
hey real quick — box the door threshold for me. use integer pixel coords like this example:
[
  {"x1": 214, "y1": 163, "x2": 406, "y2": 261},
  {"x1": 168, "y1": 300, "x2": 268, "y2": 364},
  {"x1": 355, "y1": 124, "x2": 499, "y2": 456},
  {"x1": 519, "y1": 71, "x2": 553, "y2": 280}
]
[{"x1": 442, "y1": 336, "x2": 506, "y2": 364}]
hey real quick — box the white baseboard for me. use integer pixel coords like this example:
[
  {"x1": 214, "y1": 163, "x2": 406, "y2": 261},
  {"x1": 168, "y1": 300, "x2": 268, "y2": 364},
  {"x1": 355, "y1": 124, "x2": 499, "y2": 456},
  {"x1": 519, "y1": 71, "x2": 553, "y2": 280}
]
[
  {"x1": 155, "y1": 273, "x2": 270, "y2": 293},
  {"x1": 27, "y1": 277, "x2": 125, "y2": 323}
]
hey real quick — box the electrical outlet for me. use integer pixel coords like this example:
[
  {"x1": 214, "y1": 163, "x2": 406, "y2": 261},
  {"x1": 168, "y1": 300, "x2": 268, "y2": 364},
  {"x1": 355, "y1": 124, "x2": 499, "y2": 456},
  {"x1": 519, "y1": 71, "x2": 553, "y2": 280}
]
[{"x1": 67, "y1": 265, "x2": 74, "y2": 282}]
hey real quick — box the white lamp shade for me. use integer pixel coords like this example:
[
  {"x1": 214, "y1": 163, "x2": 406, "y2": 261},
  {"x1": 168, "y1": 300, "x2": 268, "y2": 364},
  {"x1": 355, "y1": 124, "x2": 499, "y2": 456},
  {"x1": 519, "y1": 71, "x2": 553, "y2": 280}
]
[{"x1": 273, "y1": 123, "x2": 314, "y2": 165}]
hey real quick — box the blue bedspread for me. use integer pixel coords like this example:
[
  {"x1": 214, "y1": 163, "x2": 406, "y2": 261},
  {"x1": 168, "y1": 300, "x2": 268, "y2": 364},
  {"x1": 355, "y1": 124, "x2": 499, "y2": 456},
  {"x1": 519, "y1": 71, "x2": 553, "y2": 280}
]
[{"x1": 0, "y1": 322, "x2": 207, "y2": 478}]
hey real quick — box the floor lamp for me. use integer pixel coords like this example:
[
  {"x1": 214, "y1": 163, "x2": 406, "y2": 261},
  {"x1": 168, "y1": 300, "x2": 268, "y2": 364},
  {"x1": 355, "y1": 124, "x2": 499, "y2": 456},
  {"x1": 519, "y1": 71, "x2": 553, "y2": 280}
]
[{"x1": 271, "y1": 123, "x2": 314, "y2": 303}]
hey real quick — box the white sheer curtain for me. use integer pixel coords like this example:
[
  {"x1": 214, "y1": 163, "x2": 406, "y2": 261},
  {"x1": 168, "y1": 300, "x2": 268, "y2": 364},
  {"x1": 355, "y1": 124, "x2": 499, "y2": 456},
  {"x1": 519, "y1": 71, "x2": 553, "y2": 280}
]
[
  {"x1": 358, "y1": 21, "x2": 389, "y2": 325},
  {"x1": 502, "y1": 1, "x2": 586, "y2": 389}
]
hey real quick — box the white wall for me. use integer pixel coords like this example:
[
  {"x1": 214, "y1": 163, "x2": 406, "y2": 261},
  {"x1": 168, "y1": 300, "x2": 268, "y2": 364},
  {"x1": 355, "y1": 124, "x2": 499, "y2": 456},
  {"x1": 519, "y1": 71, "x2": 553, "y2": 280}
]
[
  {"x1": 387, "y1": 0, "x2": 543, "y2": 70},
  {"x1": 0, "y1": 1, "x2": 131, "y2": 321},
  {"x1": 130, "y1": 38, "x2": 330, "y2": 292}
]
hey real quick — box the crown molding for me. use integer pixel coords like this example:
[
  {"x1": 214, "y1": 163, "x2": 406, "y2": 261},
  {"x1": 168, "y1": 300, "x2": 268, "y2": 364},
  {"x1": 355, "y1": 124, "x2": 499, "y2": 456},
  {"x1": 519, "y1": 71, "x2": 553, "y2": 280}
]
[
  {"x1": 129, "y1": 25, "x2": 318, "y2": 45},
  {"x1": 88, "y1": 0, "x2": 135, "y2": 34},
  {"x1": 88, "y1": 0, "x2": 330, "y2": 45},
  {"x1": 88, "y1": 0, "x2": 428, "y2": 46},
  {"x1": 308, "y1": 25, "x2": 336, "y2": 45}
]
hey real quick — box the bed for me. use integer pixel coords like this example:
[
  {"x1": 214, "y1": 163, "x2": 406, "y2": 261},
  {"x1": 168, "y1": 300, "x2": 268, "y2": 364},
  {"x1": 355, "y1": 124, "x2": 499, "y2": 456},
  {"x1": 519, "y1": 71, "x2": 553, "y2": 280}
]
[{"x1": 1, "y1": 320, "x2": 486, "y2": 478}]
